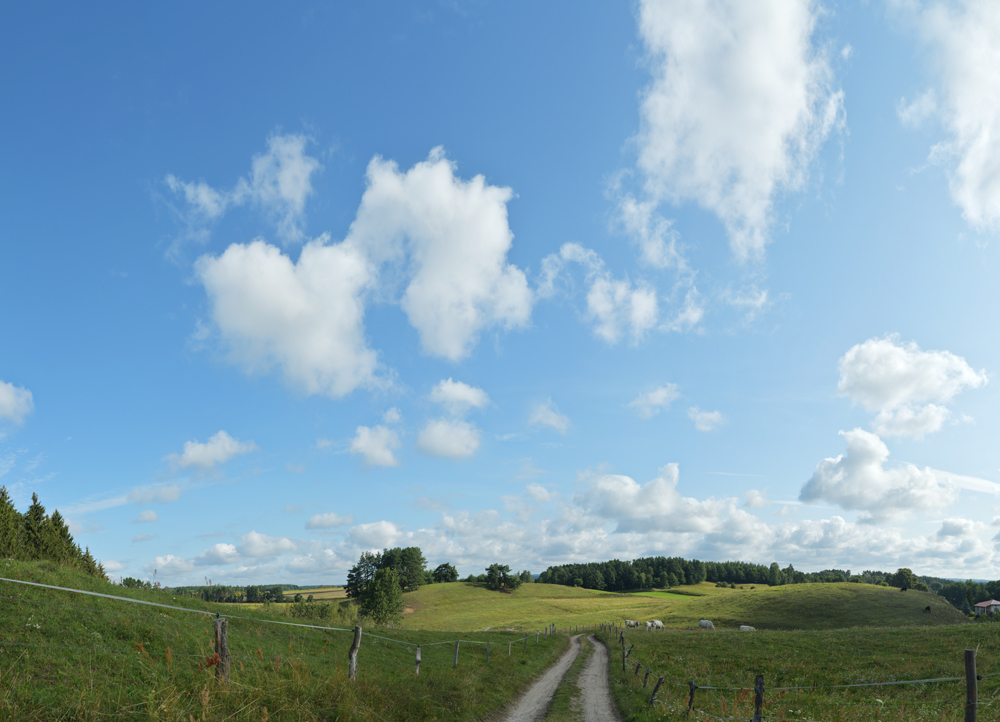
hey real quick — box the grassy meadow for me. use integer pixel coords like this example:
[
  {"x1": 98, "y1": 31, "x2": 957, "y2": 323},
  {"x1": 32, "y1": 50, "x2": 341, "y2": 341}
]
[
  {"x1": 0, "y1": 560, "x2": 987, "y2": 721},
  {"x1": 599, "y1": 623, "x2": 1000, "y2": 721},
  {"x1": 0, "y1": 561, "x2": 569, "y2": 721}
]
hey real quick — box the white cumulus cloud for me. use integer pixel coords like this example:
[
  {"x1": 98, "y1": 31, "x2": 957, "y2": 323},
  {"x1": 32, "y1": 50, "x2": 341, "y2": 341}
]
[
  {"x1": 838, "y1": 335, "x2": 987, "y2": 439},
  {"x1": 429, "y1": 378, "x2": 490, "y2": 416},
  {"x1": 529, "y1": 399, "x2": 570, "y2": 434},
  {"x1": 347, "y1": 520, "x2": 401, "y2": 550},
  {"x1": 417, "y1": 419, "x2": 481, "y2": 459},
  {"x1": 628, "y1": 384, "x2": 680, "y2": 419},
  {"x1": 350, "y1": 424, "x2": 400, "y2": 467},
  {"x1": 133, "y1": 510, "x2": 158, "y2": 523},
  {"x1": 237, "y1": 531, "x2": 296, "y2": 559},
  {"x1": 0, "y1": 381, "x2": 33, "y2": 425},
  {"x1": 902, "y1": 0, "x2": 1000, "y2": 234},
  {"x1": 798, "y1": 428, "x2": 1000, "y2": 516},
  {"x1": 165, "y1": 430, "x2": 258, "y2": 470},
  {"x1": 633, "y1": 0, "x2": 843, "y2": 260},
  {"x1": 195, "y1": 543, "x2": 241, "y2": 566}
]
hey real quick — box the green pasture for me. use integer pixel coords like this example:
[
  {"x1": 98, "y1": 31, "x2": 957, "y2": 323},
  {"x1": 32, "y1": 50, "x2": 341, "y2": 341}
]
[
  {"x1": 599, "y1": 622, "x2": 1000, "y2": 721},
  {"x1": 0, "y1": 560, "x2": 568, "y2": 721}
]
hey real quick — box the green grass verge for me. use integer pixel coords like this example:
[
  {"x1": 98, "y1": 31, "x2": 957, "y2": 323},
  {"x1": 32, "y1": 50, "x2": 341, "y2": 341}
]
[
  {"x1": 599, "y1": 623, "x2": 1000, "y2": 721},
  {"x1": 0, "y1": 560, "x2": 569, "y2": 720}
]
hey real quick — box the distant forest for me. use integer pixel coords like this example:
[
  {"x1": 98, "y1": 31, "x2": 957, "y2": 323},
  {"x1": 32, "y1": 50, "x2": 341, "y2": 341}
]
[
  {"x1": 536, "y1": 556, "x2": 1000, "y2": 612},
  {"x1": 0, "y1": 487, "x2": 105, "y2": 578}
]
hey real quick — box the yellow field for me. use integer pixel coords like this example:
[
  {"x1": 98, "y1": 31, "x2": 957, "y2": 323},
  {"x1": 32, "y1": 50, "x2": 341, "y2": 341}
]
[{"x1": 281, "y1": 586, "x2": 346, "y2": 600}]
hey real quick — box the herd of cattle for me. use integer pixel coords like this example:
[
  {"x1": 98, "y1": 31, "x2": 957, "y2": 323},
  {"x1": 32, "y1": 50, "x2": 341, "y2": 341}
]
[{"x1": 624, "y1": 618, "x2": 756, "y2": 632}]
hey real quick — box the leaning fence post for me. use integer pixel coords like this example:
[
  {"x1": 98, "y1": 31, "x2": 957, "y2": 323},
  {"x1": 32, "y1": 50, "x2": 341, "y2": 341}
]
[
  {"x1": 213, "y1": 617, "x2": 230, "y2": 683},
  {"x1": 643, "y1": 668, "x2": 651, "y2": 687},
  {"x1": 486, "y1": 641, "x2": 490, "y2": 663},
  {"x1": 453, "y1": 640, "x2": 460, "y2": 668},
  {"x1": 634, "y1": 661, "x2": 642, "y2": 676},
  {"x1": 752, "y1": 674, "x2": 764, "y2": 722},
  {"x1": 649, "y1": 676, "x2": 664, "y2": 708},
  {"x1": 686, "y1": 681, "x2": 698, "y2": 715},
  {"x1": 966, "y1": 649, "x2": 978, "y2": 722},
  {"x1": 509, "y1": 641, "x2": 512, "y2": 656},
  {"x1": 348, "y1": 625, "x2": 362, "y2": 680},
  {"x1": 415, "y1": 645, "x2": 421, "y2": 676}
]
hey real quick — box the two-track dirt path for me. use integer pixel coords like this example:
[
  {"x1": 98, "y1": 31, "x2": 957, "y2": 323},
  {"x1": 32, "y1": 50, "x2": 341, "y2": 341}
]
[{"x1": 502, "y1": 633, "x2": 620, "y2": 722}]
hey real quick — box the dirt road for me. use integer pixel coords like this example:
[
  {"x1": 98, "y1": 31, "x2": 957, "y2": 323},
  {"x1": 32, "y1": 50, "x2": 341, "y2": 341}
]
[{"x1": 502, "y1": 633, "x2": 619, "y2": 722}]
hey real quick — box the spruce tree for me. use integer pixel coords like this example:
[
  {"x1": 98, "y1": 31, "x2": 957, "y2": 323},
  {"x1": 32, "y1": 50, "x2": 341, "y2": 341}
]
[
  {"x1": 0, "y1": 486, "x2": 21, "y2": 559},
  {"x1": 22, "y1": 493, "x2": 47, "y2": 561}
]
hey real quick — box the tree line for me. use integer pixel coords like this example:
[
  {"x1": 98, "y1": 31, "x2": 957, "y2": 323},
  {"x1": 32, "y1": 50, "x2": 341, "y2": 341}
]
[{"x1": 0, "y1": 487, "x2": 104, "y2": 578}]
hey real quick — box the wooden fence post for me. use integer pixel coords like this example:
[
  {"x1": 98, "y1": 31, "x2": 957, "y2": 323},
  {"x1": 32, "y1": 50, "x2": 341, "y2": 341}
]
[
  {"x1": 453, "y1": 640, "x2": 460, "y2": 668},
  {"x1": 348, "y1": 625, "x2": 362, "y2": 680},
  {"x1": 508, "y1": 640, "x2": 512, "y2": 656},
  {"x1": 415, "y1": 645, "x2": 421, "y2": 676},
  {"x1": 752, "y1": 674, "x2": 764, "y2": 722},
  {"x1": 649, "y1": 677, "x2": 664, "y2": 708},
  {"x1": 634, "y1": 661, "x2": 641, "y2": 676},
  {"x1": 213, "y1": 618, "x2": 230, "y2": 683},
  {"x1": 536, "y1": 631, "x2": 539, "y2": 644},
  {"x1": 486, "y1": 641, "x2": 490, "y2": 663},
  {"x1": 643, "y1": 668, "x2": 651, "y2": 687},
  {"x1": 686, "y1": 681, "x2": 698, "y2": 715},
  {"x1": 966, "y1": 649, "x2": 978, "y2": 722}
]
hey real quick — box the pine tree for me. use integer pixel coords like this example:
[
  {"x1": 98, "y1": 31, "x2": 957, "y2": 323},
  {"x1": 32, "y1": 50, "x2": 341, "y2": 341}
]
[
  {"x1": 0, "y1": 486, "x2": 21, "y2": 559},
  {"x1": 22, "y1": 493, "x2": 47, "y2": 561}
]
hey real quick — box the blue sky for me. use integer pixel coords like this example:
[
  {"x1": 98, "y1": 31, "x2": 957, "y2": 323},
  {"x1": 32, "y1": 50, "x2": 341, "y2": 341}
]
[{"x1": 2, "y1": 1, "x2": 1000, "y2": 586}]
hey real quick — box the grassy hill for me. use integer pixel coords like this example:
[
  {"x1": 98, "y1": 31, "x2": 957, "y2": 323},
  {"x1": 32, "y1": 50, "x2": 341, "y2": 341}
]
[
  {"x1": 0, "y1": 560, "x2": 567, "y2": 721},
  {"x1": 401, "y1": 581, "x2": 967, "y2": 632}
]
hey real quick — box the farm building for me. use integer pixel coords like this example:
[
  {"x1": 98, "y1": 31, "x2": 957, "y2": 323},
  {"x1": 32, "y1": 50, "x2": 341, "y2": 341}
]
[{"x1": 973, "y1": 600, "x2": 1000, "y2": 616}]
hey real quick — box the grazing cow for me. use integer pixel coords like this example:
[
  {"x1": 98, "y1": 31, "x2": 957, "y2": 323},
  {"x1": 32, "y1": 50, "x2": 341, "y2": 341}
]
[
  {"x1": 699, "y1": 619, "x2": 716, "y2": 631},
  {"x1": 924, "y1": 606, "x2": 931, "y2": 613},
  {"x1": 739, "y1": 625, "x2": 756, "y2": 632},
  {"x1": 650, "y1": 620, "x2": 664, "y2": 630},
  {"x1": 644, "y1": 621, "x2": 653, "y2": 631},
  {"x1": 625, "y1": 619, "x2": 640, "y2": 628}
]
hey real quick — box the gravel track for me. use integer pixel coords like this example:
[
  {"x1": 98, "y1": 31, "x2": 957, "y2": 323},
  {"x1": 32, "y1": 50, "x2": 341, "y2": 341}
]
[{"x1": 501, "y1": 633, "x2": 619, "y2": 722}]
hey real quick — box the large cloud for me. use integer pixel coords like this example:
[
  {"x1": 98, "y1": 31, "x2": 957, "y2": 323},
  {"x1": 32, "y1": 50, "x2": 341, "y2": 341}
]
[
  {"x1": 196, "y1": 239, "x2": 380, "y2": 398},
  {"x1": 899, "y1": 0, "x2": 1000, "y2": 234},
  {"x1": 576, "y1": 464, "x2": 730, "y2": 533},
  {"x1": 633, "y1": 0, "x2": 843, "y2": 259},
  {"x1": 838, "y1": 335, "x2": 987, "y2": 438},
  {"x1": 0, "y1": 381, "x2": 33, "y2": 425},
  {"x1": 164, "y1": 430, "x2": 258, "y2": 470},
  {"x1": 799, "y1": 428, "x2": 998, "y2": 516},
  {"x1": 193, "y1": 146, "x2": 531, "y2": 398}
]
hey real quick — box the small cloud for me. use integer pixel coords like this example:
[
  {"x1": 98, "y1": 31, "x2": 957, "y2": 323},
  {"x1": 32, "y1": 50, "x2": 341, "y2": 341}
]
[
  {"x1": 417, "y1": 419, "x2": 481, "y2": 459},
  {"x1": 429, "y1": 378, "x2": 490, "y2": 416},
  {"x1": 743, "y1": 489, "x2": 769, "y2": 509},
  {"x1": 128, "y1": 485, "x2": 181, "y2": 505},
  {"x1": 529, "y1": 399, "x2": 570, "y2": 434},
  {"x1": 165, "y1": 430, "x2": 257, "y2": 471},
  {"x1": 133, "y1": 510, "x2": 159, "y2": 523},
  {"x1": 306, "y1": 512, "x2": 355, "y2": 530},
  {"x1": 103, "y1": 560, "x2": 125, "y2": 573},
  {"x1": 132, "y1": 534, "x2": 157, "y2": 543},
  {"x1": 285, "y1": 504, "x2": 303, "y2": 513},
  {"x1": 285, "y1": 463, "x2": 305, "y2": 473},
  {"x1": 0, "y1": 381, "x2": 34, "y2": 425},
  {"x1": 628, "y1": 384, "x2": 680, "y2": 419},
  {"x1": 897, "y1": 90, "x2": 937, "y2": 129},
  {"x1": 841, "y1": 44, "x2": 853, "y2": 60},
  {"x1": 350, "y1": 425, "x2": 401, "y2": 467},
  {"x1": 383, "y1": 407, "x2": 402, "y2": 424},
  {"x1": 315, "y1": 438, "x2": 337, "y2": 451},
  {"x1": 412, "y1": 496, "x2": 449, "y2": 512},
  {"x1": 526, "y1": 484, "x2": 557, "y2": 503},
  {"x1": 688, "y1": 407, "x2": 725, "y2": 432}
]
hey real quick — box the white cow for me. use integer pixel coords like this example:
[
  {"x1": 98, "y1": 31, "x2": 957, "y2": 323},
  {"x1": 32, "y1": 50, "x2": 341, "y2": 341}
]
[
  {"x1": 625, "y1": 619, "x2": 640, "y2": 628},
  {"x1": 699, "y1": 619, "x2": 716, "y2": 631},
  {"x1": 650, "y1": 619, "x2": 664, "y2": 630},
  {"x1": 644, "y1": 621, "x2": 653, "y2": 631},
  {"x1": 739, "y1": 625, "x2": 756, "y2": 632}
]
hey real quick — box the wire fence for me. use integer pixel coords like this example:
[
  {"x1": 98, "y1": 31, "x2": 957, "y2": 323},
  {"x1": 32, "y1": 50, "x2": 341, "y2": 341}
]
[
  {"x1": 600, "y1": 622, "x2": 996, "y2": 721},
  {"x1": 0, "y1": 575, "x2": 571, "y2": 684}
]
